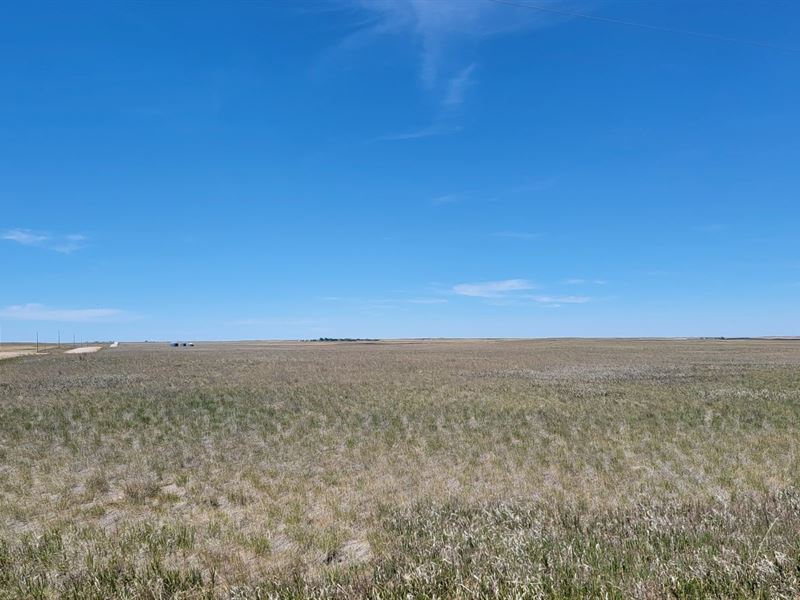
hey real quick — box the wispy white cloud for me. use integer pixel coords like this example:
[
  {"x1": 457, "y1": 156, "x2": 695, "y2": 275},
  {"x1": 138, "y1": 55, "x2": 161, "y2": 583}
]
[
  {"x1": 453, "y1": 277, "x2": 598, "y2": 305},
  {"x1": 51, "y1": 234, "x2": 87, "y2": 254},
  {"x1": 697, "y1": 224, "x2": 726, "y2": 233},
  {"x1": 231, "y1": 317, "x2": 321, "y2": 327},
  {"x1": 530, "y1": 295, "x2": 591, "y2": 304},
  {"x1": 2, "y1": 229, "x2": 50, "y2": 246},
  {"x1": 492, "y1": 231, "x2": 540, "y2": 240},
  {"x1": 374, "y1": 123, "x2": 461, "y2": 141},
  {"x1": 443, "y1": 63, "x2": 476, "y2": 107},
  {"x1": 322, "y1": 295, "x2": 447, "y2": 306},
  {"x1": 350, "y1": 0, "x2": 558, "y2": 85},
  {"x1": 2, "y1": 229, "x2": 87, "y2": 254},
  {"x1": 344, "y1": 0, "x2": 564, "y2": 126},
  {"x1": 0, "y1": 304, "x2": 124, "y2": 322},
  {"x1": 509, "y1": 179, "x2": 558, "y2": 194},
  {"x1": 453, "y1": 279, "x2": 537, "y2": 298},
  {"x1": 562, "y1": 278, "x2": 606, "y2": 285},
  {"x1": 432, "y1": 193, "x2": 460, "y2": 205},
  {"x1": 406, "y1": 298, "x2": 448, "y2": 304}
]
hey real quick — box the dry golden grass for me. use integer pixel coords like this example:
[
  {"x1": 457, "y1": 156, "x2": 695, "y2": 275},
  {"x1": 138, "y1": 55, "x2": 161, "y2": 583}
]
[{"x1": 1, "y1": 339, "x2": 799, "y2": 598}]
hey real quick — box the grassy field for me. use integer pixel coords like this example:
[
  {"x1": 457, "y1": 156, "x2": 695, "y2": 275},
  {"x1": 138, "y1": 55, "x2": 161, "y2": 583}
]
[{"x1": 1, "y1": 339, "x2": 799, "y2": 598}]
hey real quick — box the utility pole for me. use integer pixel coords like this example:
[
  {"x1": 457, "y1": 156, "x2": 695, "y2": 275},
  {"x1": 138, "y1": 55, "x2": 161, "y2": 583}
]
[
  {"x1": 58, "y1": 330, "x2": 61, "y2": 349},
  {"x1": 36, "y1": 331, "x2": 39, "y2": 353}
]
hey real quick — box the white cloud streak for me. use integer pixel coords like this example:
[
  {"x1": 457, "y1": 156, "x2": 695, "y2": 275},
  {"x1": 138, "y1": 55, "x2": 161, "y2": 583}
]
[
  {"x1": 432, "y1": 193, "x2": 460, "y2": 205},
  {"x1": 2, "y1": 229, "x2": 50, "y2": 246},
  {"x1": 374, "y1": 123, "x2": 461, "y2": 141},
  {"x1": 323, "y1": 295, "x2": 448, "y2": 306},
  {"x1": 492, "y1": 231, "x2": 540, "y2": 240},
  {"x1": 453, "y1": 279, "x2": 537, "y2": 298},
  {"x1": 453, "y1": 278, "x2": 597, "y2": 305},
  {"x1": 0, "y1": 304, "x2": 124, "y2": 322},
  {"x1": 406, "y1": 298, "x2": 448, "y2": 304},
  {"x1": 2, "y1": 229, "x2": 87, "y2": 254},
  {"x1": 530, "y1": 295, "x2": 591, "y2": 304},
  {"x1": 352, "y1": 0, "x2": 557, "y2": 83},
  {"x1": 347, "y1": 0, "x2": 563, "y2": 115},
  {"x1": 562, "y1": 278, "x2": 606, "y2": 285},
  {"x1": 231, "y1": 317, "x2": 321, "y2": 327},
  {"x1": 443, "y1": 63, "x2": 476, "y2": 107}
]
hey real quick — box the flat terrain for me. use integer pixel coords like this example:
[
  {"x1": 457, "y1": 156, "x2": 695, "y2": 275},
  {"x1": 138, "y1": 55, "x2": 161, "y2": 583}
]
[
  {"x1": 64, "y1": 346, "x2": 103, "y2": 355},
  {"x1": 1, "y1": 339, "x2": 799, "y2": 598},
  {"x1": 0, "y1": 345, "x2": 36, "y2": 361}
]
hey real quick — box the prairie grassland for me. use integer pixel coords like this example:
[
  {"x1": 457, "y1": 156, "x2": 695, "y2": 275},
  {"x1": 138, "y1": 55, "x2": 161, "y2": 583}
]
[{"x1": 1, "y1": 339, "x2": 799, "y2": 598}]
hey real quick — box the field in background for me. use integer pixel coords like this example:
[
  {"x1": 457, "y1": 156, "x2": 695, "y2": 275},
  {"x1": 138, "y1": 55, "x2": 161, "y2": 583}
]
[
  {"x1": 0, "y1": 345, "x2": 38, "y2": 362},
  {"x1": 0, "y1": 343, "x2": 92, "y2": 361},
  {"x1": 1, "y1": 339, "x2": 799, "y2": 598}
]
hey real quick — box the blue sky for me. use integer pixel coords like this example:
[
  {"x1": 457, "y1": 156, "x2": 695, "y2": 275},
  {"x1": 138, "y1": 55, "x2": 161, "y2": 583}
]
[{"x1": 1, "y1": 0, "x2": 799, "y2": 341}]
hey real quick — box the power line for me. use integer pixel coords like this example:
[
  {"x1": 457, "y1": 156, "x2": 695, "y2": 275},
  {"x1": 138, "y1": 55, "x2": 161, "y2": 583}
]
[{"x1": 487, "y1": 0, "x2": 800, "y2": 53}]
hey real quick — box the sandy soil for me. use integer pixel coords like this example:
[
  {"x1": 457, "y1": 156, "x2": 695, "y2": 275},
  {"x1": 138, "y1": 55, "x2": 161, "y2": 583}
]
[
  {"x1": 0, "y1": 351, "x2": 35, "y2": 360},
  {"x1": 65, "y1": 346, "x2": 102, "y2": 354}
]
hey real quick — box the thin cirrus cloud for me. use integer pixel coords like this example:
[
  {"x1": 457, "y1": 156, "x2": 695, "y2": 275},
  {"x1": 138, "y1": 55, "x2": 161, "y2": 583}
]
[
  {"x1": 530, "y1": 295, "x2": 591, "y2": 304},
  {"x1": 432, "y1": 193, "x2": 460, "y2": 205},
  {"x1": 345, "y1": 0, "x2": 565, "y2": 139},
  {"x1": 442, "y1": 63, "x2": 476, "y2": 107},
  {"x1": 562, "y1": 278, "x2": 606, "y2": 285},
  {"x1": 323, "y1": 295, "x2": 448, "y2": 306},
  {"x1": 697, "y1": 224, "x2": 726, "y2": 233},
  {"x1": 349, "y1": 0, "x2": 560, "y2": 85},
  {"x1": 0, "y1": 304, "x2": 125, "y2": 322},
  {"x1": 406, "y1": 298, "x2": 448, "y2": 304},
  {"x1": 453, "y1": 279, "x2": 595, "y2": 305},
  {"x1": 491, "y1": 231, "x2": 541, "y2": 240},
  {"x1": 2, "y1": 229, "x2": 49, "y2": 245},
  {"x1": 231, "y1": 317, "x2": 322, "y2": 328},
  {"x1": 374, "y1": 123, "x2": 462, "y2": 142},
  {"x1": 2, "y1": 228, "x2": 87, "y2": 254},
  {"x1": 453, "y1": 278, "x2": 537, "y2": 298}
]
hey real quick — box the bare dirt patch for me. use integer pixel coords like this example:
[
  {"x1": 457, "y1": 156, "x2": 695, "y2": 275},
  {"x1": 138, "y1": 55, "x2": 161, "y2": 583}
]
[
  {"x1": 65, "y1": 346, "x2": 102, "y2": 354},
  {"x1": 0, "y1": 351, "x2": 35, "y2": 360}
]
